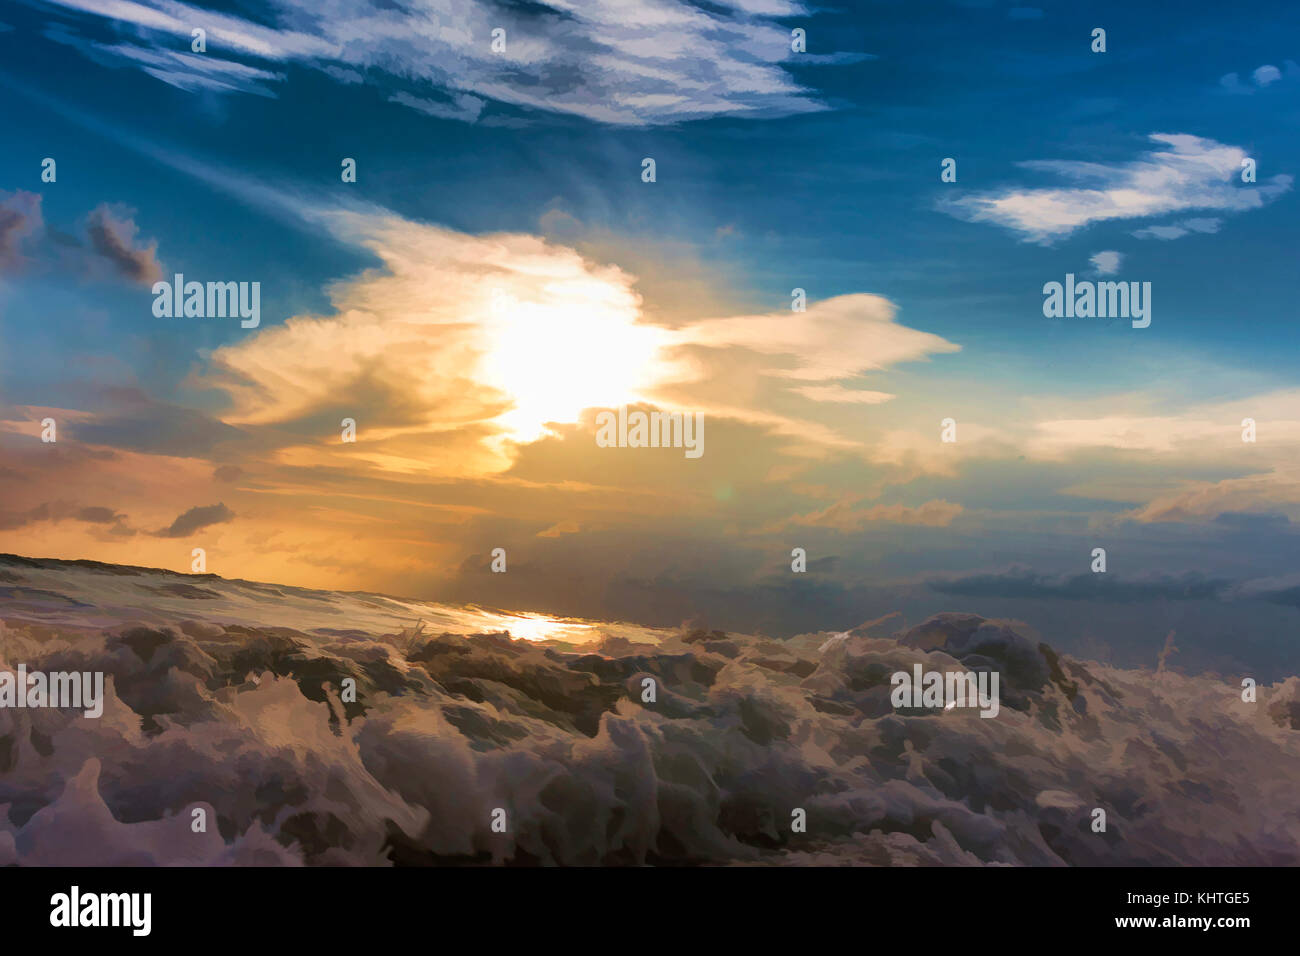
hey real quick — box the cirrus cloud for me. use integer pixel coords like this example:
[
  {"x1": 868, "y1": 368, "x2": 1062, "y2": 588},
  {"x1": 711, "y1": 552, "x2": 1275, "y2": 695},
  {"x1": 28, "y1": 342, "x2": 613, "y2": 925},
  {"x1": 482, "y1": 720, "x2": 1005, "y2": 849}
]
[
  {"x1": 943, "y1": 133, "x2": 1292, "y2": 244},
  {"x1": 42, "y1": 0, "x2": 864, "y2": 125}
]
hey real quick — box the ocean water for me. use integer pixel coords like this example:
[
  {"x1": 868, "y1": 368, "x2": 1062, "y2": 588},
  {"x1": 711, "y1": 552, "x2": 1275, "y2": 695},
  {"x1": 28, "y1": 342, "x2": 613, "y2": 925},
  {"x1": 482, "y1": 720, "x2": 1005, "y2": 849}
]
[{"x1": 1, "y1": 554, "x2": 1297, "y2": 866}]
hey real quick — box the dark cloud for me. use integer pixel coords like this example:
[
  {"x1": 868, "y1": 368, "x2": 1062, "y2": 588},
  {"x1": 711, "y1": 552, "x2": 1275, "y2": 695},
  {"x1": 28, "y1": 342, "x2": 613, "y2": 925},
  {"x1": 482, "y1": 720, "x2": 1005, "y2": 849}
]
[
  {"x1": 1213, "y1": 511, "x2": 1292, "y2": 532},
  {"x1": 75, "y1": 506, "x2": 123, "y2": 524},
  {"x1": 154, "y1": 503, "x2": 236, "y2": 538},
  {"x1": 0, "y1": 501, "x2": 125, "y2": 530},
  {"x1": 1256, "y1": 586, "x2": 1300, "y2": 608},
  {"x1": 0, "y1": 190, "x2": 42, "y2": 272},
  {"x1": 69, "y1": 391, "x2": 243, "y2": 456},
  {"x1": 84, "y1": 204, "x2": 163, "y2": 283},
  {"x1": 0, "y1": 503, "x2": 48, "y2": 531},
  {"x1": 926, "y1": 566, "x2": 1235, "y2": 602},
  {"x1": 0, "y1": 191, "x2": 162, "y2": 283},
  {"x1": 1238, "y1": 576, "x2": 1300, "y2": 609},
  {"x1": 213, "y1": 464, "x2": 243, "y2": 483}
]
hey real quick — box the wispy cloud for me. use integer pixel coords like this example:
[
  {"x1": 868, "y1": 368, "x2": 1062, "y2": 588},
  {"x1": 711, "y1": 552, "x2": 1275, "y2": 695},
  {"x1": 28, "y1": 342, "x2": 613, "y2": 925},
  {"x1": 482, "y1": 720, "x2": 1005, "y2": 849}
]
[
  {"x1": 95, "y1": 43, "x2": 284, "y2": 97},
  {"x1": 943, "y1": 133, "x2": 1292, "y2": 243},
  {"x1": 928, "y1": 566, "x2": 1234, "y2": 602},
  {"x1": 673, "y1": 295, "x2": 959, "y2": 386},
  {"x1": 42, "y1": 0, "x2": 862, "y2": 125},
  {"x1": 778, "y1": 496, "x2": 964, "y2": 531},
  {"x1": 1132, "y1": 217, "x2": 1221, "y2": 240},
  {"x1": 1025, "y1": 388, "x2": 1300, "y2": 525}
]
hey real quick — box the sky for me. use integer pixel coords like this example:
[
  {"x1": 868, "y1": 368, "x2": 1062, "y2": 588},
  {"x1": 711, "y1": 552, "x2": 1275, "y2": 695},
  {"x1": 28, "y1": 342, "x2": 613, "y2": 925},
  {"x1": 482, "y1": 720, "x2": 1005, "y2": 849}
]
[{"x1": 1, "y1": 0, "x2": 1298, "y2": 677}]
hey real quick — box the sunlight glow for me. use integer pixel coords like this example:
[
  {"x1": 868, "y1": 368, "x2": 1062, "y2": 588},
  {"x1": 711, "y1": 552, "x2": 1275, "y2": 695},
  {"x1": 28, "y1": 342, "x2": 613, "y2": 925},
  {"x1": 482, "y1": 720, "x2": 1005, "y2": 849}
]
[{"x1": 479, "y1": 288, "x2": 670, "y2": 443}]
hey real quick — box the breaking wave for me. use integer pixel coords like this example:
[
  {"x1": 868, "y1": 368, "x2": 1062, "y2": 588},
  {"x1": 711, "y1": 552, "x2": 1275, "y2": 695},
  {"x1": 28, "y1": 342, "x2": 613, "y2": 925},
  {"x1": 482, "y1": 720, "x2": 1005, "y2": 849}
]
[{"x1": 1, "y1": 556, "x2": 1297, "y2": 866}]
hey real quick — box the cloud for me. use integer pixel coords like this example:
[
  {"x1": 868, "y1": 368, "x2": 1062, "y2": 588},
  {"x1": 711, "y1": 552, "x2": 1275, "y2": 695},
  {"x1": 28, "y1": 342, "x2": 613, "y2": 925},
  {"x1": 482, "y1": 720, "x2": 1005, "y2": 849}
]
[
  {"x1": 0, "y1": 147, "x2": 972, "y2": 602},
  {"x1": 213, "y1": 464, "x2": 243, "y2": 483},
  {"x1": 0, "y1": 503, "x2": 47, "y2": 531},
  {"x1": 69, "y1": 388, "x2": 241, "y2": 456},
  {"x1": 1028, "y1": 390, "x2": 1300, "y2": 460},
  {"x1": 201, "y1": 209, "x2": 673, "y2": 464},
  {"x1": 674, "y1": 294, "x2": 959, "y2": 386},
  {"x1": 927, "y1": 566, "x2": 1234, "y2": 602},
  {"x1": 780, "y1": 497, "x2": 963, "y2": 531},
  {"x1": 1219, "y1": 73, "x2": 1247, "y2": 93},
  {"x1": 193, "y1": 202, "x2": 956, "y2": 477},
  {"x1": 1219, "y1": 61, "x2": 1295, "y2": 94},
  {"x1": 84, "y1": 204, "x2": 162, "y2": 283},
  {"x1": 1088, "y1": 250, "x2": 1121, "y2": 275},
  {"x1": 1238, "y1": 573, "x2": 1300, "y2": 609},
  {"x1": 1024, "y1": 388, "x2": 1300, "y2": 524},
  {"x1": 94, "y1": 43, "x2": 285, "y2": 96},
  {"x1": 321, "y1": 65, "x2": 363, "y2": 85},
  {"x1": 537, "y1": 520, "x2": 580, "y2": 538},
  {"x1": 1132, "y1": 217, "x2": 1221, "y2": 240},
  {"x1": 0, "y1": 191, "x2": 164, "y2": 283},
  {"x1": 0, "y1": 190, "x2": 43, "y2": 271},
  {"x1": 0, "y1": 500, "x2": 127, "y2": 531},
  {"x1": 943, "y1": 134, "x2": 1292, "y2": 243},
  {"x1": 1253, "y1": 64, "x2": 1282, "y2": 86},
  {"x1": 389, "y1": 91, "x2": 486, "y2": 124},
  {"x1": 75, "y1": 506, "x2": 123, "y2": 524},
  {"x1": 1125, "y1": 474, "x2": 1300, "y2": 525},
  {"x1": 790, "y1": 385, "x2": 895, "y2": 404},
  {"x1": 154, "y1": 503, "x2": 236, "y2": 538},
  {"x1": 43, "y1": 0, "x2": 860, "y2": 126}
]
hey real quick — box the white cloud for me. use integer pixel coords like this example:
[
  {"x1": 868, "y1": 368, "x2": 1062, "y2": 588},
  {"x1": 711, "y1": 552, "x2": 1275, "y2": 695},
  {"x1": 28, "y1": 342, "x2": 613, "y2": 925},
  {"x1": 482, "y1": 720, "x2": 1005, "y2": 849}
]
[
  {"x1": 1132, "y1": 217, "x2": 1221, "y2": 241},
  {"x1": 196, "y1": 201, "x2": 958, "y2": 474},
  {"x1": 1127, "y1": 474, "x2": 1300, "y2": 524},
  {"x1": 205, "y1": 209, "x2": 672, "y2": 455},
  {"x1": 1026, "y1": 389, "x2": 1300, "y2": 523},
  {"x1": 1253, "y1": 64, "x2": 1282, "y2": 86},
  {"x1": 790, "y1": 385, "x2": 896, "y2": 404},
  {"x1": 672, "y1": 294, "x2": 960, "y2": 385},
  {"x1": 43, "y1": 0, "x2": 857, "y2": 125},
  {"x1": 1089, "y1": 250, "x2": 1121, "y2": 275},
  {"x1": 944, "y1": 133, "x2": 1292, "y2": 243},
  {"x1": 388, "y1": 91, "x2": 486, "y2": 124},
  {"x1": 97, "y1": 44, "x2": 284, "y2": 96},
  {"x1": 1219, "y1": 61, "x2": 1297, "y2": 94},
  {"x1": 1219, "y1": 72, "x2": 1248, "y2": 93}
]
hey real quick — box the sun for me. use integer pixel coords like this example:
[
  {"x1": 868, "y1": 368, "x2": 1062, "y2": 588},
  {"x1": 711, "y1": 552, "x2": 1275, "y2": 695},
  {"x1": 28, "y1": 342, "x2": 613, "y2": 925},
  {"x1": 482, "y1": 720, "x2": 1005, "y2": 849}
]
[{"x1": 478, "y1": 289, "x2": 671, "y2": 443}]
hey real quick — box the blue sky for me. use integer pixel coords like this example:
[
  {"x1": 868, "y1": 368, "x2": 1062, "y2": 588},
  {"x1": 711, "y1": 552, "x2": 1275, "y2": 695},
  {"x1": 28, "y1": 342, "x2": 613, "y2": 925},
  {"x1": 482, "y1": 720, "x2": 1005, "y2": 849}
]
[{"x1": 1, "y1": 0, "x2": 1298, "y2": 677}]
